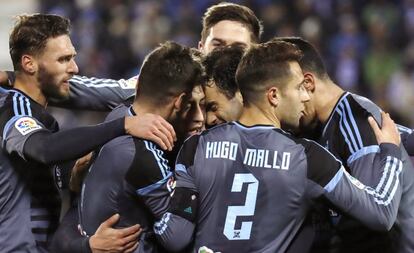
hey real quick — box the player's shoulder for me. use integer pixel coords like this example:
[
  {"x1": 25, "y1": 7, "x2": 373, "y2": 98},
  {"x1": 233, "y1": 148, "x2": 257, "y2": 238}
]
[
  {"x1": 339, "y1": 92, "x2": 381, "y2": 121},
  {"x1": 105, "y1": 104, "x2": 128, "y2": 122},
  {"x1": 0, "y1": 90, "x2": 45, "y2": 128},
  {"x1": 99, "y1": 135, "x2": 136, "y2": 161},
  {"x1": 283, "y1": 132, "x2": 324, "y2": 155},
  {"x1": 132, "y1": 138, "x2": 170, "y2": 164}
]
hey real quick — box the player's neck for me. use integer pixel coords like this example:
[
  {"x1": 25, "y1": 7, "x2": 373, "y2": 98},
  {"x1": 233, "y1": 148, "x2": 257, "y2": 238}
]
[
  {"x1": 14, "y1": 73, "x2": 47, "y2": 107},
  {"x1": 315, "y1": 80, "x2": 344, "y2": 124},
  {"x1": 239, "y1": 104, "x2": 281, "y2": 128},
  {"x1": 132, "y1": 101, "x2": 170, "y2": 120}
]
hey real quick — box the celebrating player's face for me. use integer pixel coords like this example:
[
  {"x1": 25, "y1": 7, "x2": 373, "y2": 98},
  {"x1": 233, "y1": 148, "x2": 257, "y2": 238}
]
[
  {"x1": 199, "y1": 20, "x2": 252, "y2": 54},
  {"x1": 300, "y1": 95, "x2": 318, "y2": 130},
  {"x1": 36, "y1": 35, "x2": 78, "y2": 100},
  {"x1": 178, "y1": 85, "x2": 206, "y2": 138},
  {"x1": 204, "y1": 82, "x2": 243, "y2": 128},
  {"x1": 277, "y1": 62, "x2": 310, "y2": 130}
]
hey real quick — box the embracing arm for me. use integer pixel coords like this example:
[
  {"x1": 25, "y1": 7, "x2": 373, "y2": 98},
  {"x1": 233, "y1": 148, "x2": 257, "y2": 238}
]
[
  {"x1": 50, "y1": 205, "x2": 141, "y2": 253},
  {"x1": 18, "y1": 112, "x2": 176, "y2": 165},
  {"x1": 51, "y1": 75, "x2": 137, "y2": 111},
  {"x1": 320, "y1": 112, "x2": 403, "y2": 230},
  {"x1": 0, "y1": 71, "x2": 135, "y2": 110},
  {"x1": 397, "y1": 124, "x2": 414, "y2": 156},
  {"x1": 23, "y1": 118, "x2": 125, "y2": 164}
]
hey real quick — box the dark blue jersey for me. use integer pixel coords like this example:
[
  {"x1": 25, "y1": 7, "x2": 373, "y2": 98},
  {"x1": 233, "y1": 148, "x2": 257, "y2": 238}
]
[
  {"x1": 53, "y1": 75, "x2": 136, "y2": 111},
  {"x1": 79, "y1": 106, "x2": 171, "y2": 253},
  {"x1": 156, "y1": 122, "x2": 402, "y2": 253},
  {"x1": 316, "y1": 92, "x2": 414, "y2": 253},
  {"x1": 0, "y1": 89, "x2": 61, "y2": 252}
]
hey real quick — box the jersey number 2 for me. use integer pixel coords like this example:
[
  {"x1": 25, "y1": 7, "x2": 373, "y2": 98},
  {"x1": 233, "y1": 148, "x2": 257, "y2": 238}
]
[{"x1": 223, "y1": 173, "x2": 259, "y2": 240}]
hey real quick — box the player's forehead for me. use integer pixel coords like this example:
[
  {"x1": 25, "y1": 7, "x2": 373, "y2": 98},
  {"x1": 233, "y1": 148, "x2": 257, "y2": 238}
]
[
  {"x1": 207, "y1": 20, "x2": 252, "y2": 46},
  {"x1": 41, "y1": 35, "x2": 76, "y2": 58},
  {"x1": 289, "y1": 61, "x2": 303, "y2": 82},
  {"x1": 205, "y1": 84, "x2": 230, "y2": 105},
  {"x1": 191, "y1": 85, "x2": 205, "y2": 102},
  {"x1": 283, "y1": 61, "x2": 305, "y2": 90}
]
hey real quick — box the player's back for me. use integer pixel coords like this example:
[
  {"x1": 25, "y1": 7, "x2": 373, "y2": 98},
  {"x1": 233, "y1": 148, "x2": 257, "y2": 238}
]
[
  {"x1": 79, "y1": 135, "x2": 154, "y2": 232},
  {"x1": 80, "y1": 105, "x2": 170, "y2": 253},
  {"x1": 189, "y1": 122, "x2": 326, "y2": 252}
]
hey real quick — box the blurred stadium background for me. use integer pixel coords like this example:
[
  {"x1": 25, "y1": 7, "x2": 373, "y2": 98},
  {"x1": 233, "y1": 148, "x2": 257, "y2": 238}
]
[{"x1": 0, "y1": 0, "x2": 413, "y2": 127}]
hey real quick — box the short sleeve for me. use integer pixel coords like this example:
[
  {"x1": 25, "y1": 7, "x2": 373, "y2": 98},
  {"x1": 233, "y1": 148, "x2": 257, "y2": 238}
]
[{"x1": 2, "y1": 116, "x2": 47, "y2": 158}]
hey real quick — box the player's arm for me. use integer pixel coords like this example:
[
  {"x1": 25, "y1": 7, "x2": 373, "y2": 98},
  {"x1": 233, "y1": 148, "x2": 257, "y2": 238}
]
[
  {"x1": 153, "y1": 135, "x2": 201, "y2": 252},
  {"x1": 0, "y1": 71, "x2": 136, "y2": 110},
  {"x1": 50, "y1": 75, "x2": 137, "y2": 111},
  {"x1": 124, "y1": 140, "x2": 174, "y2": 219},
  {"x1": 69, "y1": 152, "x2": 94, "y2": 193},
  {"x1": 50, "y1": 204, "x2": 141, "y2": 253},
  {"x1": 308, "y1": 112, "x2": 403, "y2": 231},
  {"x1": 0, "y1": 71, "x2": 13, "y2": 91},
  {"x1": 333, "y1": 108, "x2": 405, "y2": 186},
  {"x1": 397, "y1": 124, "x2": 414, "y2": 156},
  {"x1": 3, "y1": 114, "x2": 176, "y2": 165}
]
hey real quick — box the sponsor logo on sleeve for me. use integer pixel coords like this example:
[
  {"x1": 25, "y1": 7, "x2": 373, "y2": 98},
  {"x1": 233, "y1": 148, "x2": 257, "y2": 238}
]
[
  {"x1": 14, "y1": 117, "x2": 42, "y2": 135},
  {"x1": 120, "y1": 76, "x2": 138, "y2": 89}
]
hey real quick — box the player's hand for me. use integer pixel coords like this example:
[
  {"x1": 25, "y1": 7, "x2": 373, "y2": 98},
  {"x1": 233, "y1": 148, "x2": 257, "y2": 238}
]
[
  {"x1": 0, "y1": 71, "x2": 10, "y2": 87},
  {"x1": 90, "y1": 214, "x2": 142, "y2": 253},
  {"x1": 368, "y1": 111, "x2": 401, "y2": 146},
  {"x1": 69, "y1": 152, "x2": 93, "y2": 193},
  {"x1": 125, "y1": 114, "x2": 176, "y2": 151}
]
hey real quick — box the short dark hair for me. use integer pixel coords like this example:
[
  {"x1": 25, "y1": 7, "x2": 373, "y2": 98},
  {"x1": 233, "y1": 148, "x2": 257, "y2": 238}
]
[
  {"x1": 236, "y1": 41, "x2": 303, "y2": 105},
  {"x1": 137, "y1": 41, "x2": 202, "y2": 104},
  {"x1": 203, "y1": 44, "x2": 244, "y2": 99},
  {"x1": 9, "y1": 14, "x2": 71, "y2": 71},
  {"x1": 190, "y1": 48, "x2": 209, "y2": 86},
  {"x1": 201, "y1": 2, "x2": 262, "y2": 43},
  {"x1": 272, "y1": 37, "x2": 328, "y2": 79}
]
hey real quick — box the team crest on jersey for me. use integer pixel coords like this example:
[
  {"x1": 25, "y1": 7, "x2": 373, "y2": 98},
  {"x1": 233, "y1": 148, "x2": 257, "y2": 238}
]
[{"x1": 14, "y1": 117, "x2": 42, "y2": 135}]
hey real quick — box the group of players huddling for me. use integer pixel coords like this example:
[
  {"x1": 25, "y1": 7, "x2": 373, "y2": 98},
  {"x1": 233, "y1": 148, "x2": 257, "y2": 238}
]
[{"x1": 1, "y1": 2, "x2": 414, "y2": 253}]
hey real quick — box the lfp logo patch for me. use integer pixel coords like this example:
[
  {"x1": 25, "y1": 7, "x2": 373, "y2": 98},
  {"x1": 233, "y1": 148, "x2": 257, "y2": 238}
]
[{"x1": 15, "y1": 117, "x2": 42, "y2": 135}]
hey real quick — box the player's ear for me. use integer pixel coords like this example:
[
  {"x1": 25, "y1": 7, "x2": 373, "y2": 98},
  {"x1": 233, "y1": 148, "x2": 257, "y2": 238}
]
[
  {"x1": 21, "y1": 54, "x2": 37, "y2": 74},
  {"x1": 267, "y1": 87, "x2": 279, "y2": 107},
  {"x1": 235, "y1": 90, "x2": 243, "y2": 105},
  {"x1": 303, "y1": 72, "x2": 315, "y2": 93},
  {"x1": 198, "y1": 41, "x2": 204, "y2": 51},
  {"x1": 173, "y1": 92, "x2": 187, "y2": 112}
]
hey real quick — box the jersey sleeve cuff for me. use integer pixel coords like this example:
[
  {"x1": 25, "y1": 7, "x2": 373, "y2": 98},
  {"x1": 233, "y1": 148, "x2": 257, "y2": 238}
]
[{"x1": 379, "y1": 143, "x2": 401, "y2": 160}]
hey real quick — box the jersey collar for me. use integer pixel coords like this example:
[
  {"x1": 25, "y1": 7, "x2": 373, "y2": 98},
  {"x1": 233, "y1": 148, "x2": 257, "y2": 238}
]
[{"x1": 127, "y1": 106, "x2": 137, "y2": 116}]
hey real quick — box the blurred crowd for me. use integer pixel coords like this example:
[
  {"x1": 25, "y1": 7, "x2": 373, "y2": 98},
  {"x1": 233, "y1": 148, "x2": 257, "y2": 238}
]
[{"x1": 40, "y1": 0, "x2": 414, "y2": 126}]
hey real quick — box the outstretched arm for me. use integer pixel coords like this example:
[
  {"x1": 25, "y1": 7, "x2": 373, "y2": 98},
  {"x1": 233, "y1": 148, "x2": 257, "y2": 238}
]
[
  {"x1": 0, "y1": 71, "x2": 136, "y2": 110},
  {"x1": 50, "y1": 75, "x2": 137, "y2": 111},
  {"x1": 3, "y1": 114, "x2": 176, "y2": 166}
]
